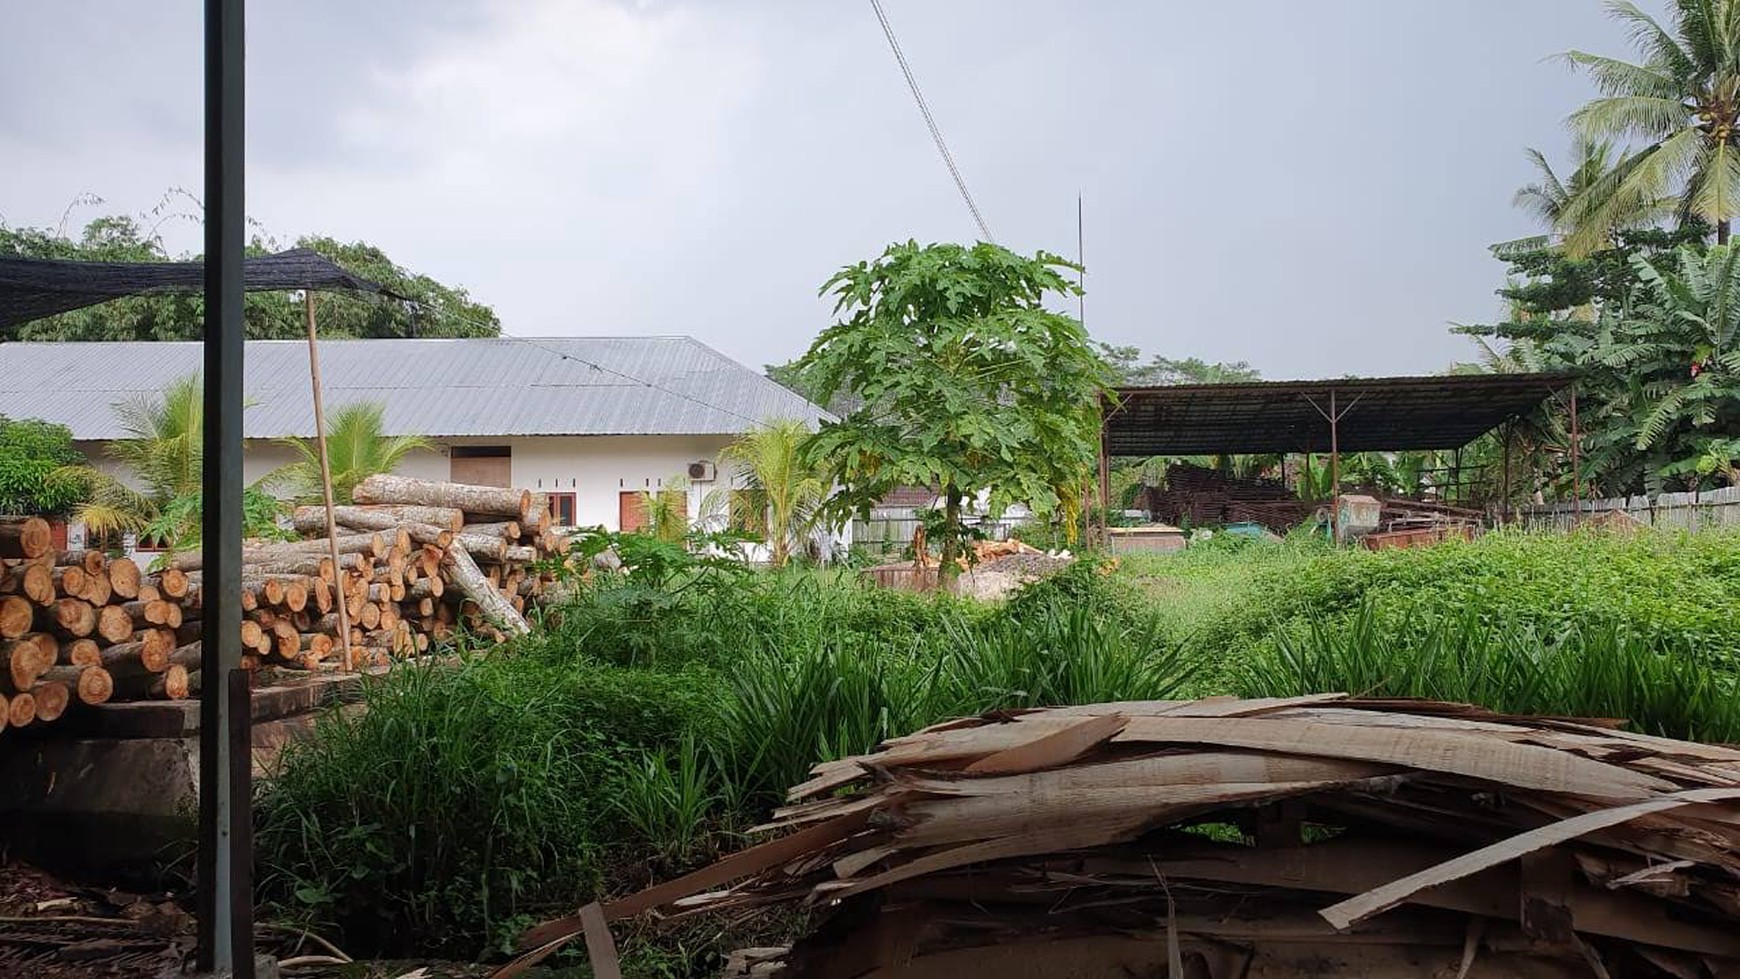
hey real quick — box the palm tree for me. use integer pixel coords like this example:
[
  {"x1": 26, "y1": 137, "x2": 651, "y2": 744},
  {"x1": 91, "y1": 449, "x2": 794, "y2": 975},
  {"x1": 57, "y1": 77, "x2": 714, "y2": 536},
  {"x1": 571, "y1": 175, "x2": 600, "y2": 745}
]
[
  {"x1": 55, "y1": 374, "x2": 204, "y2": 536},
  {"x1": 1565, "y1": 0, "x2": 1740, "y2": 247},
  {"x1": 1501, "y1": 140, "x2": 1671, "y2": 256},
  {"x1": 719, "y1": 419, "x2": 828, "y2": 567},
  {"x1": 270, "y1": 401, "x2": 431, "y2": 504}
]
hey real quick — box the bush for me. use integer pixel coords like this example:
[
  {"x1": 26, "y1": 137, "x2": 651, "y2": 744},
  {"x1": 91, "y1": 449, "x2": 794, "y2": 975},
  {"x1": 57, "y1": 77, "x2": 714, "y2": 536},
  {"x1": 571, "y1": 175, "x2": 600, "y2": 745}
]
[
  {"x1": 255, "y1": 655, "x2": 724, "y2": 958},
  {"x1": 0, "y1": 416, "x2": 83, "y2": 515}
]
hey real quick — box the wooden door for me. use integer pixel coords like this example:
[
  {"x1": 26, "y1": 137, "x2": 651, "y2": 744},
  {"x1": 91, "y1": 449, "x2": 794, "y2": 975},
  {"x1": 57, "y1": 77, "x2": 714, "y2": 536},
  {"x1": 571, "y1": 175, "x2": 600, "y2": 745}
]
[
  {"x1": 450, "y1": 448, "x2": 511, "y2": 487},
  {"x1": 619, "y1": 491, "x2": 647, "y2": 533}
]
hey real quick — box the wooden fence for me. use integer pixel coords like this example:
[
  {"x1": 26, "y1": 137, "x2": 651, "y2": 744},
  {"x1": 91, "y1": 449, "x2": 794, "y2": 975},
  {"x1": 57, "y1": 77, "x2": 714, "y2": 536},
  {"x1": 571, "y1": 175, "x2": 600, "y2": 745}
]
[{"x1": 1520, "y1": 485, "x2": 1740, "y2": 531}]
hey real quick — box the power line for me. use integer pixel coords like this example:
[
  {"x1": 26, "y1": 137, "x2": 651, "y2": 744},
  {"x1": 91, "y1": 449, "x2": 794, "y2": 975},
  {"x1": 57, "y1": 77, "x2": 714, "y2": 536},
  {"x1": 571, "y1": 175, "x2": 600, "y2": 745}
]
[{"x1": 869, "y1": 0, "x2": 995, "y2": 243}]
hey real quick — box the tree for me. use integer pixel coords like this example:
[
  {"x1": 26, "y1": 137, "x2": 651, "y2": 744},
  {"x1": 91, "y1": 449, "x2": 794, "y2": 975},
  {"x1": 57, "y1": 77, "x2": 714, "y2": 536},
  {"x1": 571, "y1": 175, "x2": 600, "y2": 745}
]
[
  {"x1": 795, "y1": 241, "x2": 1112, "y2": 585},
  {"x1": 1468, "y1": 243, "x2": 1740, "y2": 496},
  {"x1": 1095, "y1": 344, "x2": 1260, "y2": 386},
  {"x1": 0, "y1": 417, "x2": 84, "y2": 515},
  {"x1": 1499, "y1": 140, "x2": 1672, "y2": 256},
  {"x1": 719, "y1": 419, "x2": 828, "y2": 568},
  {"x1": 1564, "y1": 0, "x2": 1740, "y2": 246},
  {"x1": 54, "y1": 374, "x2": 205, "y2": 537},
  {"x1": 2, "y1": 208, "x2": 500, "y2": 341},
  {"x1": 269, "y1": 401, "x2": 432, "y2": 504}
]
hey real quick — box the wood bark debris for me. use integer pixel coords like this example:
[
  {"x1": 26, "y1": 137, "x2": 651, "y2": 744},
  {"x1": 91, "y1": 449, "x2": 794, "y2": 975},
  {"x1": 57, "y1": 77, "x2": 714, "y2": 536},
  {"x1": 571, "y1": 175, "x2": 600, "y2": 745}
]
[{"x1": 505, "y1": 696, "x2": 1740, "y2": 979}]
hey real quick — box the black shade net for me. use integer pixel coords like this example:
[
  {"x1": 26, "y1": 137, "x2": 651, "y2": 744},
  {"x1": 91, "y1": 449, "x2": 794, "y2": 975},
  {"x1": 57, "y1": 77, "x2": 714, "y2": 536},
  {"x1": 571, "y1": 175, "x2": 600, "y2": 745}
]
[{"x1": 0, "y1": 248, "x2": 393, "y2": 330}]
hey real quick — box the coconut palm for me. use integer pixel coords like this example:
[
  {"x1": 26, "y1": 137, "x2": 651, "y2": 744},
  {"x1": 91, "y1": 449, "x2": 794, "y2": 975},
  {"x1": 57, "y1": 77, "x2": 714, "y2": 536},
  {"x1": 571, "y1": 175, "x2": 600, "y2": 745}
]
[
  {"x1": 54, "y1": 373, "x2": 204, "y2": 536},
  {"x1": 1564, "y1": 0, "x2": 1740, "y2": 248},
  {"x1": 1501, "y1": 140, "x2": 1672, "y2": 256},
  {"x1": 270, "y1": 401, "x2": 431, "y2": 504},
  {"x1": 720, "y1": 419, "x2": 828, "y2": 567}
]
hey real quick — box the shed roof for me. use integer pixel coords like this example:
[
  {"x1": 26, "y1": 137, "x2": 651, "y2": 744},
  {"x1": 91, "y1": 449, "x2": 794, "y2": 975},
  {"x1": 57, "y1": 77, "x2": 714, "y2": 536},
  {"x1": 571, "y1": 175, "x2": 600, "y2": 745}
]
[
  {"x1": 1105, "y1": 372, "x2": 1574, "y2": 456},
  {"x1": 0, "y1": 337, "x2": 828, "y2": 440}
]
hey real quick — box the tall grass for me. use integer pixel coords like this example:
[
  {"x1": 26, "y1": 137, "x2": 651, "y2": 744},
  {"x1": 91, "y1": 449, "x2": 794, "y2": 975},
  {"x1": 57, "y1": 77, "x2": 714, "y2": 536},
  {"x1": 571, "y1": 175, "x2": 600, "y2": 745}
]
[
  {"x1": 255, "y1": 656, "x2": 722, "y2": 957},
  {"x1": 1244, "y1": 602, "x2": 1740, "y2": 742}
]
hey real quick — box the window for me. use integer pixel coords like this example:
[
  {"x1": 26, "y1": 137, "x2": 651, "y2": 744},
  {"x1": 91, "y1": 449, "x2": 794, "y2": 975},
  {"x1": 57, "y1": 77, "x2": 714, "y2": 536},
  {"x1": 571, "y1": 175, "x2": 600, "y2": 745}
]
[
  {"x1": 450, "y1": 445, "x2": 511, "y2": 487},
  {"x1": 548, "y1": 492, "x2": 577, "y2": 527}
]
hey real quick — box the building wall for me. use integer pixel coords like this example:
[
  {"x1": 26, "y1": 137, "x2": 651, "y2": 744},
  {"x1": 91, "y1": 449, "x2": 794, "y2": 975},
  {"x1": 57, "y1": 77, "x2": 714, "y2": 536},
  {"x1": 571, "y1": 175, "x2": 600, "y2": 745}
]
[{"x1": 73, "y1": 434, "x2": 737, "y2": 532}]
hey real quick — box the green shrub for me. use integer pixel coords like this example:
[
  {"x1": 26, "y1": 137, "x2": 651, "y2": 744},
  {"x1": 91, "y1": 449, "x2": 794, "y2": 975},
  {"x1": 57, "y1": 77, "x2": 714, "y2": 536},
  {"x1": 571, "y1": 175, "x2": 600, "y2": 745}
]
[
  {"x1": 0, "y1": 416, "x2": 83, "y2": 515},
  {"x1": 255, "y1": 655, "x2": 723, "y2": 958}
]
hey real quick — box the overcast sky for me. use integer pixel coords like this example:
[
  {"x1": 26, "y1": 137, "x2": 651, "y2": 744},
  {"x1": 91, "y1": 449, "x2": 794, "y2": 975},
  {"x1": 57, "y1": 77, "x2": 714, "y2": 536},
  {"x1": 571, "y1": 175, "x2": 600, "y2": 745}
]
[{"x1": 4, "y1": 1, "x2": 1640, "y2": 378}]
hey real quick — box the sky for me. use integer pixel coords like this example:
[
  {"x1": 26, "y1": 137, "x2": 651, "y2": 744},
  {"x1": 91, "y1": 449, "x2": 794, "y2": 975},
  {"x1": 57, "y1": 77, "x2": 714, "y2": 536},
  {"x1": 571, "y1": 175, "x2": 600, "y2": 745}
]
[{"x1": 3, "y1": 1, "x2": 1642, "y2": 378}]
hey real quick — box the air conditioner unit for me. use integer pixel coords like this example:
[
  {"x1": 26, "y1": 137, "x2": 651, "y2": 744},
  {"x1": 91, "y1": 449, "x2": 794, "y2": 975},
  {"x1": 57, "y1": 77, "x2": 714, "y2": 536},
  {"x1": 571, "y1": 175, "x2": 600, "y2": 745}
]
[{"x1": 687, "y1": 460, "x2": 717, "y2": 482}]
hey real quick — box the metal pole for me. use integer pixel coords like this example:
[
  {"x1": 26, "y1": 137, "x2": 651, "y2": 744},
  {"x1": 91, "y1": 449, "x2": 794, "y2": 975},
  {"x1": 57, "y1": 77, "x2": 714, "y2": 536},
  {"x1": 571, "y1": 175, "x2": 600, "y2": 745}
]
[
  {"x1": 1328, "y1": 388, "x2": 1340, "y2": 544},
  {"x1": 1570, "y1": 382, "x2": 1582, "y2": 522},
  {"x1": 304, "y1": 293, "x2": 354, "y2": 670},
  {"x1": 1097, "y1": 409, "x2": 1111, "y2": 545},
  {"x1": 199, "y1": 0, "x2": 251, "y2": 973},
  {"x1": 1501, "y1": 421, "x2": 1513, "y2": 526}
]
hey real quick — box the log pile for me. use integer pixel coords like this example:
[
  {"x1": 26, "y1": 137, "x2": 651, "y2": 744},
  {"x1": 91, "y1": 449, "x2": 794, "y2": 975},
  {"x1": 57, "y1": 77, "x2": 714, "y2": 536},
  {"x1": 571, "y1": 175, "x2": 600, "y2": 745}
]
[
  {"x1": 510, "y1": 695, "x2": 1740, "y2": 978},
  {"x1": 0, "y1": 476, "x2": 568, "y2": 734}
]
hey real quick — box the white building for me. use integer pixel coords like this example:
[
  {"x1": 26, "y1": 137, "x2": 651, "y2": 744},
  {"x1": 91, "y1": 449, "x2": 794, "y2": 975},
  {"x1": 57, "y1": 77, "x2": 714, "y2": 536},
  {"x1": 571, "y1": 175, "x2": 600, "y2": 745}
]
[{"x1": 0, "y1": 337, "x2": 830, "y2": 534}]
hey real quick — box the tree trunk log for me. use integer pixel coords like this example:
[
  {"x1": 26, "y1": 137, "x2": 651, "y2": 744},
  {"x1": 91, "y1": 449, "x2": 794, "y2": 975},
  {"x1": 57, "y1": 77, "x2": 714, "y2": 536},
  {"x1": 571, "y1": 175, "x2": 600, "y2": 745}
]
[
  {"x1": 354, "y1": 474, "x2": 531, "y2": 520},
  {"x1": 95, "y1": 605, "x2": 134, "y2": 644},
  {"x1": 7, "y1": 691, "x2": 35, "y2": 727},
  {"x1": 78, "y1": 571, "x2": 112, "y2": 607},
  {"x1": 3, "y1": 635, "x2": 56, "y2": 690},
  {"x1": 107, "y1": 557, "x2": 141, "y2": 599},
  {"x1": 62, "y1": 637, "x2": 100, "y2": 667},
  {"x1": 30, "y1": 679, "x2": 69, "y2": 722},
  {"x1": 156, "y1": 568, "x2": 190, "y2": 599},
  {"x1": 462, "y1": 521, "x2": 521, "y2": 541},
  {"x1": 99, "y1": 638, "x2": 171, "y2": 674},
  {"x1": 291, "y1": 503, "x2": 464, "y2": 534},
  {"x1": 52, "y1": 566, "x2": 87, "y2": 599},
  {"x1": 38, "y1": 599, "x2": 96, "y2": 638},
  {"x1": 56, "y1": 550, "x2": 109, "y2": 575},
  {"x1": 0, "y1": 595, "x2": 34, "y2": 639},
  {"x1": 18, "y1": 564, "x2": 53, "y2": 606},
  {"x1": 441, "y1": 542, "x2": 530, "y2": 636},
  {"x1": 0, "y1": 517, "x2": 52, "y2": 560},
  {"x1": 37, "y1": 665, "x2": 111, "y2": 705},
  {"x1": 148, "y1": 664, "x2": 191, "y2": 700}
]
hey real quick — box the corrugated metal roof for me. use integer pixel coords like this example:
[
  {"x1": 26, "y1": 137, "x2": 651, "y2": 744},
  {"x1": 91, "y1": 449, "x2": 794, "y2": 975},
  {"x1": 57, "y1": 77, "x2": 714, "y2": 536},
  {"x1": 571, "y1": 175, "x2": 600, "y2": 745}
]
[
  {"x1": 0, "y1": 337, "x2": 830, "y2": 440},
  {"x1": 1106, "y1": 373, "x2": 1576, "y2": 455}
]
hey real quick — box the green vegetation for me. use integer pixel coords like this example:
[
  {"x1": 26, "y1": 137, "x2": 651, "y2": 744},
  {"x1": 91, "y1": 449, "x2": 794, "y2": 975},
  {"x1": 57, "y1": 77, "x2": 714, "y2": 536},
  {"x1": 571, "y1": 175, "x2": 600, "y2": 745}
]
[
  {"x1": 1466, "y1": 0, "x2": 1740, "y2": 498},
  {"x1": 256, "y1": 527, "x2": 1740, "y2": 968},
  {"x1": 795, "y1": 241, "x2": 1112, "y2": 583},
  {"x1": 717, "y1": 419, "x2": 827, "y2": 567},
  {"x1": 0, "y1": 416, "x2": 83, "y2": 515},
  {"x1": 269, "y1": 401, "x2": 433, "y2": 504},
  {"x1": 1, "y1": 204, "x2": 500, "y2": 342}
]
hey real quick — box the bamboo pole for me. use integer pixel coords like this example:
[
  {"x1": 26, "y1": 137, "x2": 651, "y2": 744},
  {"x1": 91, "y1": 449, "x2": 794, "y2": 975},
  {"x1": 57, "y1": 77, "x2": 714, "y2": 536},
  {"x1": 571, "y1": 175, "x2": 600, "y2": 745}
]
[{"x1": 305, "y1": 291, "x2": 354, "y2": 670}]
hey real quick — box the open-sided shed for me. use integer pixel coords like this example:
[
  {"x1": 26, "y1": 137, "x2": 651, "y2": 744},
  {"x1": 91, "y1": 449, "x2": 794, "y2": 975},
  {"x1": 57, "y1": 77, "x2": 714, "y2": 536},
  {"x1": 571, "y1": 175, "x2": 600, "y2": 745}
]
[{"x1": 1099, "y1": 372, "x2": 1578, "y2": 537}]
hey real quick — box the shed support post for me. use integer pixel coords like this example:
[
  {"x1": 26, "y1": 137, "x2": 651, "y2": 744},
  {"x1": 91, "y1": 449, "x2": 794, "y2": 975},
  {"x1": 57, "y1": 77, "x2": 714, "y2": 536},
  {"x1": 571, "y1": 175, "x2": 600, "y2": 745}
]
[
  {"x1": 1328, "y1": 388, "x2": 1340, "y2": 544},
  {"x1": 1569, "y1": 382, "x2": 1582, "y2": 523},
  {"x1": 1501, "y1": 421, "x2": 1513, "y2": 526},
  {"x1": 1097, "y1": 408, "x2": 1111, "y2": 546},
  {"x1": 198, "y1": 0, "x2": 253, "y2": 973}
]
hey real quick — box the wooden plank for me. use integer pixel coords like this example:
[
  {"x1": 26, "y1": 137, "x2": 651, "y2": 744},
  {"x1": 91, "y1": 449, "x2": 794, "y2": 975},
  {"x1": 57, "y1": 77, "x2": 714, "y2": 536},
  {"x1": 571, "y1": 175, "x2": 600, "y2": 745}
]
[
  {"x1": 1319, "y1": 787, "x2": 1740, "y2": 931},
  {"x1": 1114, "y1": 716, "x2": 1673, "y2": 801},
  {"x1": 579, "y1": 903, "x2": 621, "y2": 979},
  {"x1": 963, "y1": 713, "x2": 1127, "y2": 775}
]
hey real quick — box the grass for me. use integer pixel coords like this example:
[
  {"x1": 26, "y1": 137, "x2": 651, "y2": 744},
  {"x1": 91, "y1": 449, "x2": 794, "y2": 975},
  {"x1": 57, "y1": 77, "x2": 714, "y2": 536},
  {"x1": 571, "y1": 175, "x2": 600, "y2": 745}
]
[{"x1": 255, "y1": 526, "x2": 1740, "y2": 966}]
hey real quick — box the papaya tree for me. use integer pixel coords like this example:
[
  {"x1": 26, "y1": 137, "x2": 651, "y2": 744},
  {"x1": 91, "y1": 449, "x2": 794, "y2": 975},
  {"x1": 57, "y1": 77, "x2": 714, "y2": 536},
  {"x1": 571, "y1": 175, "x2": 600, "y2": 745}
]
[{"x1": 795, "y1": 241, "x2": 1112, "y2": 585}]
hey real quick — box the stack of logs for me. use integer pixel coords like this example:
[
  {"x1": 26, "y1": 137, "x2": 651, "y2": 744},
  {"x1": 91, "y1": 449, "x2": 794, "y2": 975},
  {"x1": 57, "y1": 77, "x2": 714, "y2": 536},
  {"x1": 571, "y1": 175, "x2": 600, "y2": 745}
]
[{"x1": 0, "y1": 475, "x2": 566, "y2": 735}]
